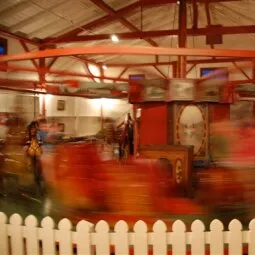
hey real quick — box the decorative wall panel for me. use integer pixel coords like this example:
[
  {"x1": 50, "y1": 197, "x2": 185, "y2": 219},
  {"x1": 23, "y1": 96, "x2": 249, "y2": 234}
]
[{"x1": 174, "y1": 103, "x2": 208, "y2": 160}]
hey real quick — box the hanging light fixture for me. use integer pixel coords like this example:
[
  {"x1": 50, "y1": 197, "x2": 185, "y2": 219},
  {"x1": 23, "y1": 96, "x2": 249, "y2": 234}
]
[{"x1": 111, "y1": 34, "x2": 119, "y2": 43}]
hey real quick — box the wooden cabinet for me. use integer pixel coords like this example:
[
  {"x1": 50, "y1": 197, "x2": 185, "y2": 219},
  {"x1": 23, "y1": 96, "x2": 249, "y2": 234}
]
[{"x1": 139, "y1": 145, "x2": 193, "y2": 197}]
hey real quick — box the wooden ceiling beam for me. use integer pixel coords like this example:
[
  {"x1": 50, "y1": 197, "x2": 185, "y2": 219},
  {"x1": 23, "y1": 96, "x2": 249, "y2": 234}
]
[
  {"x1": 49, "y1": 25, "x2": 255, "y2": 44},
  {"x1": 89, "y1": 0, "x2": 158, "y2": 47}
]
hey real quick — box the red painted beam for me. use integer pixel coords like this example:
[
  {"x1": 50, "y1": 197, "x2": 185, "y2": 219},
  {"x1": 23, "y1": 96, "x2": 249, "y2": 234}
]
[
  {"x1": 117, "y1": 67, "x2": 129, "y2": 78},
  {"x1": 1, "y1": 46, "x2": 255, "y2": 62},
  {"x1": 0, "y1": 79, "x2": 38, "y2": 88},
  {"x1": 108, "y1": 57, "x2": 252, "y2": 67},
  {"x1": 19, "y1": 41, "x2": 39, "y2": 69},
  {"x1": 47, "y1": 57, "x2": 58, "y2": 69},
  {"x1": 232, "y1": 62, "x2": 250, "y2": 80},
  {"x1": 74, "y1": 55, "x2": 100, "y2": 66},
  {"x1": 154, "y1": 66, "x2": 168, "y2": 79},
  {"x1": 0, "y1": 86, "x2": 44, "y2": 94},
  {"x1": 186, "y1": 64, "x2": 196, "y2": 75},
  {"x1": 51, "y1": 25, "x2": 255, "y2": 43},
  {"x1": 84, "y1": 62, "x2": 97, "y2": 82},
  {"x1": 0, "y1": 64, "x2": 129, "y2": 82},
  {"x1": 0, "y1": 77, "x2": 84, "y2": 86},
  {"x1": 204, "y1": 0, "x2": 214, "y2": 49}
]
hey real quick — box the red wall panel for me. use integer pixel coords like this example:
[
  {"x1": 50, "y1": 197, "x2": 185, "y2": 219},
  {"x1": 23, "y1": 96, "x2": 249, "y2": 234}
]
[
  {"x1": 210, "y1": 104, "x2": 230, "y2": 122},
  {"x1": 140, "y1": 103, "x2": 167, "y2": 145}
]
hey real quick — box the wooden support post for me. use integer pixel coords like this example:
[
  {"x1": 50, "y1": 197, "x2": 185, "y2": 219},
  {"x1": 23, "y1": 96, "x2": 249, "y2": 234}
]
[
  {"x1": 178, "y1": 0, "x2": 187, "y2": 78},
  {"x1": 100, "y1": 66, "x2": 104, "y2": 83},
  {"x1": 39, "y1": 46, "x2": 46, "y2": 118}
]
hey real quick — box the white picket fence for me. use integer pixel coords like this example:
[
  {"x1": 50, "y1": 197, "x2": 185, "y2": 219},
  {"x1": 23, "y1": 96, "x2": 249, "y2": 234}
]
[{"x1": 0, "y1": 212, "x2": 255, "y2": 255}]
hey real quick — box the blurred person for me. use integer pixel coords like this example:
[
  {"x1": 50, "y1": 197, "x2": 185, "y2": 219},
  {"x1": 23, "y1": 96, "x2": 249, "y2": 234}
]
[
  {"x1": 25, "y1": 121, "x2": 44, "y2": 194},
  {"x1": 37, "y1": 119, "x2": 49, "y2": 145}
]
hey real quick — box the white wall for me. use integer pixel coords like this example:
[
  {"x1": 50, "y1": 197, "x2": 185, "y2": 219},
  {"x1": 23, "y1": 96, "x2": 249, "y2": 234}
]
[
  {"x1": 40, "y1": 95, "x2": 131, "y2": 136},
  {"x1": 0, "y1": 91, "x2": 39, "y2": 122},
  {"x1": 43, "y1": 95, "x2": 75, "y2": 117}
]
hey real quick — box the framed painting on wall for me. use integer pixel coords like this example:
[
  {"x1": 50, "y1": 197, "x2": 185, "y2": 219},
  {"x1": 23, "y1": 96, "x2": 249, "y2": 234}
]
[
  {"x1": 168, "y1": 79, "x2": 195, "y2": 101},
  {"x1": 143, "y1": 86, "x2": 166, "y2": 101},
  {"x1": 57, "y1": 100, "x2": 65, "y2": 111},
  {"x1": 197, "y1": 67, "x2": 229, "y2": 102},
  {"x1": 173, "y1": 103, "x2": 209, "y2": 160}
]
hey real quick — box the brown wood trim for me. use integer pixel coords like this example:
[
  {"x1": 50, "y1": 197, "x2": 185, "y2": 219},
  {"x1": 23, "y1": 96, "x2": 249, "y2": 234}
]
[
  {"x1": 167, "y1": 103, "x2": 174, "y2": 145},
  {"x1": 140, "y1": 144, "x2": 194, "y2": 152}
]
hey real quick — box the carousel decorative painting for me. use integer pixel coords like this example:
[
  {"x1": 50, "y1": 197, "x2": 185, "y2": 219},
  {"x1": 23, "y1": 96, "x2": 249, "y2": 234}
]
[{"x1": 174, "y1": 103, "x2": 208, "y2": 160}]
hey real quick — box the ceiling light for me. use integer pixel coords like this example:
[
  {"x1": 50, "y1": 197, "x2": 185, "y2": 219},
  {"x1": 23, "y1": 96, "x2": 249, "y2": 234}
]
[
  {"x1": 177, "y1": 0, "x2": 180, "y2": 4},
  {"x1": 102, "y1": 65, "x2": 108, "y2": 70},
  {"x1": 111, "y1": 34, "x2": 119, "y2": 43}
]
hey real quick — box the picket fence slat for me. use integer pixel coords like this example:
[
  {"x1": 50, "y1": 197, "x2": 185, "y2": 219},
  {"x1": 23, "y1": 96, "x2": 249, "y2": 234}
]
[
  {"x1": 210, "y1": 219, "x2": 224, "y2": 255},
  {"x1": 152, "y1": 220, "x2": 167, "y2": 255},
  {"x1": 24, "y1": 215, "x2": 39, "y2": 255},
  {"x1": 95, "y1": 220, "x2": 110, "y2": 255},
  {"x1": 249, "y1": 219, "x2": 255, "y2": 255},
  {"x1": 9, "y1": 214, "x2": 24, "y2": 255},
  {"x1": 191, "y1": 220, "x2": 205, "y2": 255},
  {"x1": 134, "y1": 220, "x2": 148, "y2": 255},
  {"x1": 1, "y1": 212, "x2": 255, "y2": 255},
  {"x1": 40, "y1": 216, "x2": 56, "y2": 255},
  {"x1": 76, "y1": 220, "x2": 93, "y2": 255},
  {"x1": 229, "y1": 219, "x2": 243, "y2": 255},
  {"x1": 57, "y1": 218, "x2": 73, "y2": 255},
  {"x1": 0, "y1": 212, "x2": 8, "y2": 255},
  {"x1": 114, "y1": 220, "x2": 129, "y2": 255},
  {"x1": 172, "y1": 220, "x2": 186, "y2": 255}
]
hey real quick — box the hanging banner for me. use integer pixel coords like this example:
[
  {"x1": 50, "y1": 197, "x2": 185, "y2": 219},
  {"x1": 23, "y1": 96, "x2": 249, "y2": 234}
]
[{"x1": 167, "y1": 79, "x2": 195, "y2": 101}]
